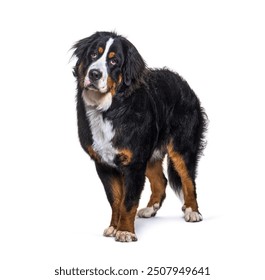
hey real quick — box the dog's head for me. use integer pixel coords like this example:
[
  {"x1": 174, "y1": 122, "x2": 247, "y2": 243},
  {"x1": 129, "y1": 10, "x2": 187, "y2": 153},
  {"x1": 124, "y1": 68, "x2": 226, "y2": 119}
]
[{"x1": 72, "y1": 32, "x2": 145, "y2": 110}]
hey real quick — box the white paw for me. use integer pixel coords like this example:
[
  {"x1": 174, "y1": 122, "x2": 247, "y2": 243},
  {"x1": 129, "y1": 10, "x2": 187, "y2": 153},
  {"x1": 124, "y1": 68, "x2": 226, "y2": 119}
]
[
  {"x1": 115, "y1": 231, "x2": 138, "y2": 242},
  {"x1": 103, "y1": 226, "x2": 116, "y2": 237},
  {"x1": 184, "y1": 207, "x2": 203, "y2": 222},
  {"x1": 137, "y1": 203, "x2": 160, "y2": 218}
]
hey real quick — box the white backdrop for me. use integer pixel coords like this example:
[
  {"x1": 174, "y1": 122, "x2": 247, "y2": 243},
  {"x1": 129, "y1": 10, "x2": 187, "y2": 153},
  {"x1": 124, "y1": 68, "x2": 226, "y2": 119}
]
[{"x1": 0, "y1": 0, "x2": 264, "y2": 279}]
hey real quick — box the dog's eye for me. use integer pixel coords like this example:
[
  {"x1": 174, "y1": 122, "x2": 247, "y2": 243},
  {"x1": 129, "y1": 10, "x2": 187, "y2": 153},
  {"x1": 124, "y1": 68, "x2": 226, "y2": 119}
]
[
  {"x1": 91, "y1": 52, "x2": 98, "y2": 59},
  {"x1": 110, "y1": 58, "x2": 118, "y2": 66}
]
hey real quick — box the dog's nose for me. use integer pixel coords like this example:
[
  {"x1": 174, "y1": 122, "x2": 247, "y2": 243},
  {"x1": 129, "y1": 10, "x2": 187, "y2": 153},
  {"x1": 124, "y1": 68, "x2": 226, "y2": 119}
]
[{"x1": 89, "y1": 69, "x2": 102, "y2": 81}]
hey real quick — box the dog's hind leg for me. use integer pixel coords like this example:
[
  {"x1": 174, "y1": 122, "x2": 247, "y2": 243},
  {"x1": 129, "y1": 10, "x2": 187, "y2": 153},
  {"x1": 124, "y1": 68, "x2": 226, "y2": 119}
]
[
  {"x1": 137, "y1": 160, "x2": 167, "y2": 218},
  {"x1": 167, "y1": 141, "x2": 202, "y2": 222}
]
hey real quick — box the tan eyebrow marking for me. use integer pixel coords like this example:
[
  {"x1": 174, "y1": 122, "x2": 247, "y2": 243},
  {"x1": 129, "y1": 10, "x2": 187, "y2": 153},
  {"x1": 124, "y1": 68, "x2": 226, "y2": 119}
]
[
  {"x1": 98, "y1": 47, "x2": 104, "y2": 54},
  {"x1": 108, "y1": 52, "x2": 116, "y2": 58}
]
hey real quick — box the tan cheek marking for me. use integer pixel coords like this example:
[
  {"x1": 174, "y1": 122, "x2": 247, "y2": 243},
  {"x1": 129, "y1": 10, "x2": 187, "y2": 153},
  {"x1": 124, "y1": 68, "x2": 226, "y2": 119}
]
[
  {"x1": 98, "y1": 47, "x2": 104, "y2": 54},
  {"x1": 108, "y1": 52, "x2": 116, "y2": 58},
  {"x1": 107, "y1": 74, "x2": 123, "y2": 95},
  {"x1": 118, "y1": 149, "x2": 133, "y2": 165},
  {"x1": 167, "y1": 141, "x2": 198, "y2": 211},
  {"x1": 107, "y1": 76, "x2": 117, "y2": 96}
]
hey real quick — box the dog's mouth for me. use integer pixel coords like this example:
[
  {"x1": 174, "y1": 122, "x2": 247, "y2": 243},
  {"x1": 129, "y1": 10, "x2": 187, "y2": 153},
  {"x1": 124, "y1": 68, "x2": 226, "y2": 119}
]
[
  {"x1": 85, "y1": 83, "x2": 98, "y2": 91},
  {"x1": 84, "y1": 79, "x2": 108, "y2": 94}
]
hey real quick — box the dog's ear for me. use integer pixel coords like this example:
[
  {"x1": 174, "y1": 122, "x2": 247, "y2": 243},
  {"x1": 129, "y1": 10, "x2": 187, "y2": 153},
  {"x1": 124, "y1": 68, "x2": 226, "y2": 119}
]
[{"x1": 121, "y1": 38, "x2": 146, "y2": 86}]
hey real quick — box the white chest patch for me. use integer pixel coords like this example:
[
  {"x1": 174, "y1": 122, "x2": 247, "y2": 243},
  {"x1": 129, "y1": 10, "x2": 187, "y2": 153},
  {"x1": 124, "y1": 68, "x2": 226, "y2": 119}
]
[{"x1": 85, "y1": 105, "x2": 117, "y2": 167}]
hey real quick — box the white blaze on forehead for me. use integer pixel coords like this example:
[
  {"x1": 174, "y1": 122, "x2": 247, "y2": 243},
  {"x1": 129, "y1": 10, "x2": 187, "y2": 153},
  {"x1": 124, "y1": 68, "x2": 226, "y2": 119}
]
[
  {"x1": 86, "y1": 38, "x2": 114, "y2": 92},
  {"x1": 90, "y1": 38, "x2": 114, "y2": 70}
]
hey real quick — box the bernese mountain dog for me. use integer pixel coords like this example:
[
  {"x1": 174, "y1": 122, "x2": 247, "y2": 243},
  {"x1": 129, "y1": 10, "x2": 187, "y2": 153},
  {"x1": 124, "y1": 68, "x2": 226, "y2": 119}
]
[{"x1": 72, "y1": 31, "x2": 207, "y2": 242}]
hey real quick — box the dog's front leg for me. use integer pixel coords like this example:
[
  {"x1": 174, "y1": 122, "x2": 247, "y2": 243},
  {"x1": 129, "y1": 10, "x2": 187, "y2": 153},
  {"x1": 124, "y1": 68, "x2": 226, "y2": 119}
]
[
  {"x1": 95, "y1": 163, "x2": 123, "y2": 237},
  {"x1": 115, "y1": 164, "x2": 146, "y2": 242}
]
